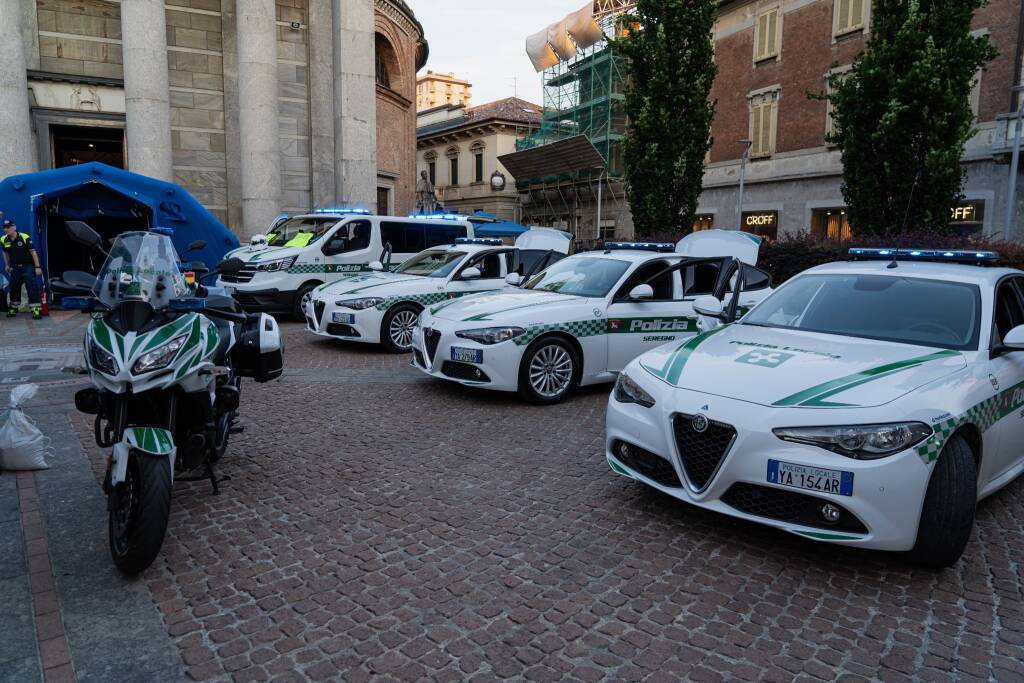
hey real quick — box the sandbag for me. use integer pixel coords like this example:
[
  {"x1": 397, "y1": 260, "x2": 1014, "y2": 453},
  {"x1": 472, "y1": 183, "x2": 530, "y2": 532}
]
[{"x1": 0, "y1": 384, "x2": 51, "y2": 471}]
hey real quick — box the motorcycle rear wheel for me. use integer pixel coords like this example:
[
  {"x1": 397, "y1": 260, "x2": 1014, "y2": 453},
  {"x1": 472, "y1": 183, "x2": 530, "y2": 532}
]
[{"x1": 108, "y1": 452, "x2": 172, "y2": 575}]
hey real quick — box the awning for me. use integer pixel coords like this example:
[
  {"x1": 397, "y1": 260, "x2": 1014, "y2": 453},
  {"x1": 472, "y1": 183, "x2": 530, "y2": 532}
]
[
  {"x1": 526, "y1": 1, "x2": 603, "y2": 71},
  {"x1": 497, "y1": 135, "x2": 606, "y2": 183}
]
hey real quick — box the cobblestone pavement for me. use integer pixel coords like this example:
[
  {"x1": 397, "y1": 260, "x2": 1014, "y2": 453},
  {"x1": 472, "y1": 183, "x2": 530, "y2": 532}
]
[{"x1": 6, "y1": 315, "x2": 1024, "y2": 681}]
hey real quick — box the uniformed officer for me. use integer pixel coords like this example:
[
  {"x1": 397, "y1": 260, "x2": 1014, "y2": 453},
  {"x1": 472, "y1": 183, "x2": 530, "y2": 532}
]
[{"x1": 1, "y1": 220, "x2": 43, "y2": 319}]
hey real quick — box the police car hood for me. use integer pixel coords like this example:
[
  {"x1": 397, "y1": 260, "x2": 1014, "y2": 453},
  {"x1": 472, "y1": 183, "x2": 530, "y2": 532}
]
[
  {"x1": 427, "y1": 289, "x2": 585, "y2": 323},
  {"x1": 241, "y1": 245, "x2": 302, "y2": 263},
  {"x1": 316, "y1": 271, "x2": 426, "y2": 298},
  {"x1": 637, "y1": 324, "x2": 967, "y2": 408}
]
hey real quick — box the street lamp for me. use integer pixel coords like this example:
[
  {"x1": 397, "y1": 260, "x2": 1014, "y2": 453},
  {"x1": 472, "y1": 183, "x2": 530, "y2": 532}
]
[
  {"x1": 1004, "y1": 85, "x2": 1024, "y2": 242},
  {"x1": 490, "y1": 170, "x2": 506, "y2": 192},
  {"x1": 735, "y1": 139, "x2": 753, "y2": 231}
]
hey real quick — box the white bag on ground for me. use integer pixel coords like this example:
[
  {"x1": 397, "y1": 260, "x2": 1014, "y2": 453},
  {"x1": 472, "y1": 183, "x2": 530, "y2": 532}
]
[{"x1": 0, "y1": 384, "x2": 51, "y2": 471}]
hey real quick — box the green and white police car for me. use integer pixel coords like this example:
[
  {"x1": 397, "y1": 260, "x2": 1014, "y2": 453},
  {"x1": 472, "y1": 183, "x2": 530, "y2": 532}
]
[
  {"x1": 305, "y1": 229, "x2": 572, "y2": 352},
  {"x1": 218, "y1": 210, "x2": 474, "y2": 320},
  {"x1": 411, "y1": 230, "x2": 772, "y2": 403},
  {"x1": 607, "y1": 248, "x2": 1024, "y2": 567}
]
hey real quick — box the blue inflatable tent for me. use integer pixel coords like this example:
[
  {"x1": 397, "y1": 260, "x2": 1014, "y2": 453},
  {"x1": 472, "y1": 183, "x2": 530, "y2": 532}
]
[
  {"x1": 469, "y1": 211, "x2": 530, "y2": 238},
  {"x1": 0, "y1": 162, "x2": 238, "y2": 280}
]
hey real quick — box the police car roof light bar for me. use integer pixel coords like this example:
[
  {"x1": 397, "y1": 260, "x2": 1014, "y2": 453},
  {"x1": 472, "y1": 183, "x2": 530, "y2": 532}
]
[
  {"x1": 848, "y1": 247, "x2": 1000, "y2": 264},
  {"x1": 605, "y1": 242, "x2": 676, "y2": 252},
  {"x1": 455, "y1": 237, "x2": 503, "y2": 246}
]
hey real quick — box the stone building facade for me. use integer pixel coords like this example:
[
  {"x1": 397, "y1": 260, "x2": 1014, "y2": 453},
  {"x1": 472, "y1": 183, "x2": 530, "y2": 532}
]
[
  {"x1": 698, "y1": 0, "x2": 1023, "y2": 240},
  {"x1": 416, "y1": 98, "x2": 541, "y2": 221},
  {"x1": 1, "y1": 0, "x2": 426, "y2": 239}
]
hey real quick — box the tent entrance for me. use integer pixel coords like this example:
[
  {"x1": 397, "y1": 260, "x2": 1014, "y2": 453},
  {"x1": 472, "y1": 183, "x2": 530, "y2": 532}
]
[
  {"x1": 39, "y1": 184, "x2": 151, "y2": 279},
  {"x1": 51, "y1": 125, "x2": 125, "y2": 169}
]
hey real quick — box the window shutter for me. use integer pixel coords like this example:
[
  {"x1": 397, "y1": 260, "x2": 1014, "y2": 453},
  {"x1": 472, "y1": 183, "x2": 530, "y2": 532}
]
[
  {"x1": 755, "y1": 13, "x2": 768, "y2": 60},
  {"x1": 850, "y1": 0, "x2": 863, "y2": 28},
  {"x1": 767, "y1": 10, "x2": 778, "y2": 56},
  {"x1": 838, "y1": 0, "x2": 851, "y2": 31},
  {"x1": 763, "y1": 101, "x2": 774, "y2": 154},
  {"x1": 751, "y1": 102, "x2": 764, "y2": 156}
]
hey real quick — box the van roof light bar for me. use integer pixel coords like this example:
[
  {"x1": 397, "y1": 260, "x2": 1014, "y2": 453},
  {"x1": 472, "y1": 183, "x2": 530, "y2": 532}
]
[
  {"x1": 311, "y1": 207, "x2": 370, "y2": 215},
  {"x1": 407, "y1": 213, "x2": 469, "y2": 221}
]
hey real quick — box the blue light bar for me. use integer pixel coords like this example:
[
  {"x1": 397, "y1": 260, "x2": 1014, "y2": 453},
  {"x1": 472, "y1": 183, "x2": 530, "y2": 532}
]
[
  {"x1": 407, "y1": 213, "x2": 469, "y2": 221},
  {"x1": 169, "y1": 298, "x2": 206, "y2": 311},
  {"x1": 605, "y1": 242, "x2": 676, "y2": 252},
  {"x1": 455, "y1": 237, "x2": 503, "y2": 246},
  {"x1": 311, "y1": 207, "x2": 370, "y2": 215},
  {"x1": 848, "y1": 247, "x2": 1000, "y2": 263},
  {"x1": 150, "y1": 227, "x2": 174, "y2": 236}
]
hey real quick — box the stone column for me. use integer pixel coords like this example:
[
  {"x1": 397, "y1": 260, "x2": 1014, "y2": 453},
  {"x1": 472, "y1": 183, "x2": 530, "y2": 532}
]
[
  {"x1": 20, "y1": 0, "x2": 39, "y2": 70},
  {"x1": 331, "y1": 0, "x2": 377, "y2": 210},
  {"x1": 308, "y1": 0, "x2": 336, "y2": 208},
  {"x1": 0, "y1": 0, "x2": 36, "y2": 178},
  {"x1": 121, "y1": 0, "x2": 173, "y2": 181},
  {"x1": 236, "y1": 0, "x2": 281, "y2": 238}
]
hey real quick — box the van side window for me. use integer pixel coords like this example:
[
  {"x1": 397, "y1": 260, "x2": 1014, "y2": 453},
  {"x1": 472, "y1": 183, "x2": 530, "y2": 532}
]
[
  {"x1": 403, "y1": 224, "x2": 426, "y2": 253},
  {"x1": 424, "y1": 223, "x2": 466, "y2": 248},
  {"x1": 380, "y1": 221, "x2": 408, "y2": 252}
]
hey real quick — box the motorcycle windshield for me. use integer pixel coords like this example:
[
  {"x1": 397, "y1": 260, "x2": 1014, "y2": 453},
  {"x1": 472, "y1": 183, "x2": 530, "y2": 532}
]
[{"x1": 94, "y1": 232, "x2": 187, "y2": 310}]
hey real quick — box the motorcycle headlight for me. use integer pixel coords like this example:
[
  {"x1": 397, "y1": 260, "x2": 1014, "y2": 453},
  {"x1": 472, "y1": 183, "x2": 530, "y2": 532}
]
[
  {"x1": 773, "y1": 422, "x2": 932, "y2": 460},
  {"x1": 256, "y1": 256, "x2": 297, "y2": 272},
  {"x1": 88, "y1": 339, "x2": 117, "y2": 375},
  {"x1": 335, "y1": 297, "x2": 385, "y2": 310},
  {"x1": 613, "y1": 371, "x2": 656, "y2": 408},
  {"x1": 454, "y1": 326, "x2": 526, "y2": 345},
  {"x1": 131, "y1": 335, "x2": 188, "y2": 375}
]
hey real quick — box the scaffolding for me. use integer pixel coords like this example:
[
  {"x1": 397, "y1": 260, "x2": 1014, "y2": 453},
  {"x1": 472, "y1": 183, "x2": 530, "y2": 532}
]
[{"x1": 507, "y1": 2, "x2": 635, "y2": 242}]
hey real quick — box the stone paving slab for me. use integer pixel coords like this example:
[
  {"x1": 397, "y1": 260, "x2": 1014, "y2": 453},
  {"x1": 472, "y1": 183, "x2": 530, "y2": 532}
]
[{"x1": 0, "y1": 473, "x2": 40, "y2": 683}]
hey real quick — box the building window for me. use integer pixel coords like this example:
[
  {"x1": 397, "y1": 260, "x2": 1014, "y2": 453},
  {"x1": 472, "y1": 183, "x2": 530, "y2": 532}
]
[
  {"x1": 474, "y1": 153, "x2": 484, "y2": 183},
  {"x1": 599, "y1": 221, "x2": 616, "y2": 240},
  {"x1": 834, "y1": 0, "x2": 867, "y2": 37},
  {"x1": 825, "y1": 66, "x2": 851, "y2": 142},
  {"x1": 742, "y1": 211, "x2": 778, "y2": 240},
  {"x1": 376, "y1": 187, "x2": 391, "y2": 216},
  {"x1": 692, "y1": 214, "x2": 714, "y2": 231},
  {"x1": 811, "y1": 208, "x2": 851, "y2": 241},
  {"x1": 446, "y1": 146, "x2": 459, "y2": 186},
  {"x1": 749, "y1": 89, "x2": 779, "y2": 158},
  {"x1": 754, "y1": 7, "x2": 780, "y2": 62},
  {"x1": 428, "y1": 161, "x2": 436, "y2": 186},
  {"x1": 375, "y1": 34, "x2": 400, "y2": 90}
]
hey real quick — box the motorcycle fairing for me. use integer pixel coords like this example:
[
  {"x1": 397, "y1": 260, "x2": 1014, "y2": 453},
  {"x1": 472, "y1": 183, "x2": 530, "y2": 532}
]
[{"x1": 111, "y1": 427, "x2": 177, "y2": 485}]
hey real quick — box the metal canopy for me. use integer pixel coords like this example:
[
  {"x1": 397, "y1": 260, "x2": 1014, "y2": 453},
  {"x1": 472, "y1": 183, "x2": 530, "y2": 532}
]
[{"x1": 498, "y1": 135, "x2": 606, "y2": 181}]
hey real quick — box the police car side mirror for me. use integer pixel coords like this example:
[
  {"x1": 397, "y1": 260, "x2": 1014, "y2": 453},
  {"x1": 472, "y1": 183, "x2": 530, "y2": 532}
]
[
  {"x1": 693, "y1": 295, "x2": 724, "y2": 318},
  {"x1": 505, "y1": 273, "x2": 522, "y2": 286},
  {"x1": 461, "y1": 267, "x2": 482, "y2": 280},
  {"x1": 368, "y1": 260, "x2": 384, "y2": 272},
  {"x1": 628, "y1": 284, "x2": 654, "y2": 300},
  {"x1": 1003, "y1": 325, "x2": 1024, "y2": 350}
]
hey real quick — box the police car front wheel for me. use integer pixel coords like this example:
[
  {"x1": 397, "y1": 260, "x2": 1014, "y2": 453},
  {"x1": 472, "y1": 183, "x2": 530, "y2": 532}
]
[
  {"x1": 518, "y1": 337, "x2": 579, "y2": 404},
  {"x1": 382, "y1": 304, "x2": 419, "y2": 353},
  {"x1": 907, "y1": 433, "x2": 977, "y2": 569}
]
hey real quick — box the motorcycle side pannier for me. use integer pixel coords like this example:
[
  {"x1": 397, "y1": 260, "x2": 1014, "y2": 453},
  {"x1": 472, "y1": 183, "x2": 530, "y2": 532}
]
[{"x1": 232, "y1": 313, "x2": 283, "y2": 382}]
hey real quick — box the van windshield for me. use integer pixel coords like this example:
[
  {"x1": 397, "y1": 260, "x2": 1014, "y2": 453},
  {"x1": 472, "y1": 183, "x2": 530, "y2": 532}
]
[{"x1": 267, "y1": 217, "x2": 338, "y2": 247}]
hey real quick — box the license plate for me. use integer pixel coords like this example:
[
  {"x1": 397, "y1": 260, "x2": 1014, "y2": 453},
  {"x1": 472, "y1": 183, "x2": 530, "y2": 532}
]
[
  {"x1": 767, "y1": 459, "x2": 853, "y2": 496},
  {"x1": 451, "y1": 347, "x2": 483, "y2": 363},
  {"x1": 332, "y1": 312, "x2": 355, "y2": 324}
]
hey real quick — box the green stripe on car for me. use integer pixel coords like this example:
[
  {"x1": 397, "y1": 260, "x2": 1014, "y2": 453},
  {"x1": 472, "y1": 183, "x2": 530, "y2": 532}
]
[{"x1": 640, "y1": 326, "x2": 727, "y2": 386}]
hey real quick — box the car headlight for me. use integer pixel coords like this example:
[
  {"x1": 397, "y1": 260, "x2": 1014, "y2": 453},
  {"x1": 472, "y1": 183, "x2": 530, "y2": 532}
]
[
  {"x1": 336, "y1": 297, "x2": 385, "y2": 310},
  {"x1": 132, "y1": 335, "x2": 188, "y2": 375},
  {"x1": 256, "y1": 256, "x2": 297, "y2": 272},
  {"x1": 613, "y1": 372, "x2": 656, "y2": 408},
  {"x1": 88, "y1": 339, "x2": 117, "y2": 375},
  {"x1": 454, "y1": 326, "x2": 526, "y2": 345},
  {"x1": 773, "y1": 422, "x2": 932, "y2": 459}
]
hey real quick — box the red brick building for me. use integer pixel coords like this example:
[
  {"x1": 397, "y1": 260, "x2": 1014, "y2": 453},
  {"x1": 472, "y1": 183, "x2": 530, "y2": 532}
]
[{"x1": 698, "y1": 0, "x2": 1024, "y2": 239}]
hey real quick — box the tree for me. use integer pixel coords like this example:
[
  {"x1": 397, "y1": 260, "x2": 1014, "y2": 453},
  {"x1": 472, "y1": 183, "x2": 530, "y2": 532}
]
[
  {"x1": 827, "y1": 0, "x2": 996, "y2": 236},
  {"x1": 612, "y1": 0, "x2": 716, "y2": 236}
]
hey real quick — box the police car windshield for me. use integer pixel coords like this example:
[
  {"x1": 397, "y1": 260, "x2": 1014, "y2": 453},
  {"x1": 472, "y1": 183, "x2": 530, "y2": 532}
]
[
  {"x1": 397, "y1": 250, "x2": 466, "y2": 278},
  {"x1": 266, "y1": 217, "x2": 337, "y2": 247},
  {"x1": 741, "y1": 274, "x2": 982, "y2": 350},
  {"x1": 524, "y1": 257, "x2": 630, "y2": 298}
]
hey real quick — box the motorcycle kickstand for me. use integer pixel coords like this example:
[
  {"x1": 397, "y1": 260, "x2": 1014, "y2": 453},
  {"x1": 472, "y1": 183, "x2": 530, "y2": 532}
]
[{"x1": 206, "y1": 462, "x2": 231, "y2": 495}]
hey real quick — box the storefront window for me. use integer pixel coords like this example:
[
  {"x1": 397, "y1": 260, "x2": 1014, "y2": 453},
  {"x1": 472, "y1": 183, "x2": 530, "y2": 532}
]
[
  {"x1": 742, "y1": 211, "x2": 778, "y2": 240},
  {"x1": 949, "y1": 201, "x2": 984, "y2": 237},
  {"x1": 692, "y1": 214, "x2": 714, "y2": 232},
  {"x1": 811, "y1": 208, "x2": 851, "y2": 241}
]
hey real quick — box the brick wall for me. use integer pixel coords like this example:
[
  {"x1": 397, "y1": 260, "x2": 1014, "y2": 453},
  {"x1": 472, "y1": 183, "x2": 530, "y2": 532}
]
[{"x1": 374, "y1": 11, "x2": 418, "y2": 216}]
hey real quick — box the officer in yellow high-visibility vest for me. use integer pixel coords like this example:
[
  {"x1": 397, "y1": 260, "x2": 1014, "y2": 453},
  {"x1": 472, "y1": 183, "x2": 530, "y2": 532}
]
[{"x1": 1, "y1": 220, "x2": 43, "y2": 320}]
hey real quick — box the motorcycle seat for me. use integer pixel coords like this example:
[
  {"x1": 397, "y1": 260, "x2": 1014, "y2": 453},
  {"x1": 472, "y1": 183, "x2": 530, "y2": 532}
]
[{"x1": 62, "y1": 271, "x2": 98, "y2": 288}]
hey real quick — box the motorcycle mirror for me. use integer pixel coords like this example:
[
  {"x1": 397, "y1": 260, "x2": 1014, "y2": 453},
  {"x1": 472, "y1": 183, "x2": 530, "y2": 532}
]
[
  {"x1": 216, "y1": 257, "x2": 245, "y2": 275},
  {"x1": 187, "y1": 240, "x2": 207, "y2": 252},
  {"x1": 190, "y1": 261, "x2": 208, "y2": 273},
  {"x1": 65, "y1": 221, "x2": 103, "y2": 250}
]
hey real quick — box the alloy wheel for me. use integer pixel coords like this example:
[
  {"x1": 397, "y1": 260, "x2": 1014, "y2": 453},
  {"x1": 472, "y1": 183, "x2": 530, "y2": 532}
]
[
  {"x1": 529, "y1": 345, "x2": 573, "y2": 398},
  {"x1": 389, "y1": 310, "x2": 418, "y2": 349}
]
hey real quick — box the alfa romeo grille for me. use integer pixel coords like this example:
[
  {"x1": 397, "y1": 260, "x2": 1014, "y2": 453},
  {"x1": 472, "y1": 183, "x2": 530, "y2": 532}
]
[
  {"x1": 314, "y1": 301, "x2": 326, "y2": 325},
  {"x1": 424, "y1": 328, "x2": 441, "y2": 364},
  {"x1": 220, "y1": 265, "x2": 256, "y2": 284},
  {"x1": 672, "y1": 413, "x2": 736, "y2": 490}
]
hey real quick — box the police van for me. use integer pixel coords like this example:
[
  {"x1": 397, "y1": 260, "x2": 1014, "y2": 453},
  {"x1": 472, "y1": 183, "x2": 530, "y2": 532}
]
[{"x1": 217, "y1": 210, "x2": 474, "y2": 319}]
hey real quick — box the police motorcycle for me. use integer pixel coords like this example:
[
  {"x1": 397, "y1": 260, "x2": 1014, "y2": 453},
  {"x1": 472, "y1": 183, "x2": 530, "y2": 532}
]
[{"x1": 62, "y1": 222, "x2": 283, "y2": 574}]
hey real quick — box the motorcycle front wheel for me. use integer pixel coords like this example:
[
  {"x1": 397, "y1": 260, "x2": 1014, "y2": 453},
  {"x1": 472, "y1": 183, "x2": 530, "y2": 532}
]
[{"x1": 108, "y1": 452, "x2": 172, "y2": 575}]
